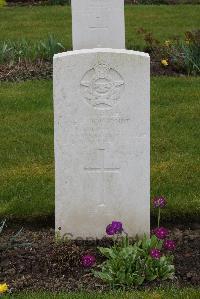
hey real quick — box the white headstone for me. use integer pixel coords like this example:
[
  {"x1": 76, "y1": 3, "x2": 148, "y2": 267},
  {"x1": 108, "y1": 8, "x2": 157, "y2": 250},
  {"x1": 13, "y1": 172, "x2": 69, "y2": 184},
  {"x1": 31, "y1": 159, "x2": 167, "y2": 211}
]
[
  {"x1": 71, "y1": 0, "x2": 125, "y2": 50},
  {"x1": 54, "y1": 49, "x2": 150, "y2": 238}
]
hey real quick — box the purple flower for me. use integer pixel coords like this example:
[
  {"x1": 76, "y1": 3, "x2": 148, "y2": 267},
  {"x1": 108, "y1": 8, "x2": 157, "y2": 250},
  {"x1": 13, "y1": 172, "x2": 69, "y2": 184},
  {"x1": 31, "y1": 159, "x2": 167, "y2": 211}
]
[
  {"x1": 153, "y1": 196, "x2": 166, "y2": 208},
  {"x1": 81, "y1": 254, "x2": 96, "y2": 268},
  {"x1": 111, "y1": 221, "x2": 123, "y2": 234},
  {"x1": 106, "y1": 224, "x2": 116, "y2": 236},
  {"x1": 106, "y1": 221, "x2": 123, "y2": 236},
  {"x1": 150, "y1": 248, "x2": 162, "y2": 260},
  {"x1": 164, "y1": 239, "x2": 176, "y2": 251},
  {"x1": 154, "y1": 227, "x2": 169, "y2": 239}
]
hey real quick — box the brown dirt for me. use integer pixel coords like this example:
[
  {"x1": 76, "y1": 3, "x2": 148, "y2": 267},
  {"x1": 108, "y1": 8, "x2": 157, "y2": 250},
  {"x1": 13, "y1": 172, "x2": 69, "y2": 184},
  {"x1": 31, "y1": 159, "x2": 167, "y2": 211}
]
[
  {"x1": 0, "y1": 226, "x2": 199, "y2": 293},
  {"x1": 0, "y1": 59, "x2": 186, "y2": 83},
  {"x1": 0, "y1": 61, "x2": 52, "y2": 82},
  {"x1": 150, "y1": 60, "x2": 183, "y2": 76}
]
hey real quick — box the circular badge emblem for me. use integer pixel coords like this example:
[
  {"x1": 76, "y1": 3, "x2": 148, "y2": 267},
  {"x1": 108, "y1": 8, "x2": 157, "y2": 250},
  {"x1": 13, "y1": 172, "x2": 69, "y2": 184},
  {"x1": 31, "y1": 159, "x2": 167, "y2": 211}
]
[{"x1": 80, "y1": 63, "x2": 125, "y2": 110}]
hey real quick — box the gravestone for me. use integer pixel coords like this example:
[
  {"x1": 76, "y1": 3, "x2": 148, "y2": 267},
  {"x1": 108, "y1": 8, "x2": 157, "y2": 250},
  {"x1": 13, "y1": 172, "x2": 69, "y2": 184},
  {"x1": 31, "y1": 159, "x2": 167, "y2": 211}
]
[
  {"x1": 54, "y1": 1, "x2": 150, "y2": 239},
  {"x1": 71, "y1": 0, "x2": 125, "y2": 50}
]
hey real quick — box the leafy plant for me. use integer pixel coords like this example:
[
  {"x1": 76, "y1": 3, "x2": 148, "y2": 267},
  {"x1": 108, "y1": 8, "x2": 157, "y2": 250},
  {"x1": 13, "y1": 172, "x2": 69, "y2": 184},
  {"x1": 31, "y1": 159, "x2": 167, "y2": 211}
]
[
  {"x1": 93, "y1": 198, "x2": 175, "y2": 287},
  {"x1": 55, "y1": 227, "x2": 72, "y2": 244},
  {"x1": 94, "y1": 234, "x2": 174, "y2": 286},
  {"x1": 0, "y1": 219, "x2": 6, "y2": 234},
  {"x1": 0, "y1": 35, "x2": 65, "y2": 64},
  {"x1": 37, "y1": 34, "x2": 65, "y2": 60},
  {"x1": 0, "y1": 219, "x2": 31, "y2": 251},
  {"x1": 168, "y1": 31, "x2": 200, "y2": 75},
  {"x1": 137, "y1": 28, "x2": 200, "y2": 75}
]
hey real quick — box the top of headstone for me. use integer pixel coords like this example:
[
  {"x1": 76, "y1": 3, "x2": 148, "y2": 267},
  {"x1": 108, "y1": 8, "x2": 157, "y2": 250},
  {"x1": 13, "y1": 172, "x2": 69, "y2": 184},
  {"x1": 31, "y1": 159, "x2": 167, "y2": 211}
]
[
  {"x1": 71, "y1": 0, "x2": 125, "y2": 50},
  {"x1": 54, "y1": 48, "x2": 150, "y2": 59}
]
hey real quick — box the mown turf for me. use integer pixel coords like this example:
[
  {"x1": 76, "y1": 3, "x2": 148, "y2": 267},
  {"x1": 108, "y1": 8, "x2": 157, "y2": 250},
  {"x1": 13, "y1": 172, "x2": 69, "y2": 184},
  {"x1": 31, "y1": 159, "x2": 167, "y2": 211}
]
[
  {"x1": 0, "y1": 77, "x2": 199, "y2": 220},
  {"x1": 151, "y1": 77, "x2": 200, "y2": 220},
  {"x1": 3, "y1": 288, "x2": 200, "y2": 299},
  {"x1": 0, "y1": 80, "x2": 54, "y2": 217},
  {"x1": 0, "y1": 5, "x2": 200, "y2": 49}
]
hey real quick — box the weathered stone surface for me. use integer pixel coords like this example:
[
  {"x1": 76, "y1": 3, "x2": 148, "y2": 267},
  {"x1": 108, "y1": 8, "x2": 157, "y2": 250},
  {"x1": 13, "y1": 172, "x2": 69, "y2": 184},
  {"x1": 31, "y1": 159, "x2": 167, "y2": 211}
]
[
  {"x1": 54, "y1": 49, "x2": 150, "y2": 239},
  {"x1": 71, "y1": 0, "x2": 125, "y2": 50}
]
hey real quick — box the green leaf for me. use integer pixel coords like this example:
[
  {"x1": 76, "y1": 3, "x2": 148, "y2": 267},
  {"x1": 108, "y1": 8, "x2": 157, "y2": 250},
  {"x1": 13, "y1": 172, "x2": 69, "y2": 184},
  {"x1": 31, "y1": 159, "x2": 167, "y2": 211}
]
[
  {"x1": 98, "y1": 247, "x2": 116, "y2": 259},
  {"x1": 146, "y1": 274, "x2": 158, "y2": 281},
  {"x1": 94, "y1": 271, "x2": 113, "y2": 282}
]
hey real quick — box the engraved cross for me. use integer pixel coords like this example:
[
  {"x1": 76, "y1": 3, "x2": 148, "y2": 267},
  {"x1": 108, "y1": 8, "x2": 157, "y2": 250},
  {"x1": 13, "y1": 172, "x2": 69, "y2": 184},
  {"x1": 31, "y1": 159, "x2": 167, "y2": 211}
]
[
  {"x1": 84, "y1": 149, "x2": 120, "y2": 174},
  {"x1": 84, "y1": 149, "x2": 120, "y2": 204}
]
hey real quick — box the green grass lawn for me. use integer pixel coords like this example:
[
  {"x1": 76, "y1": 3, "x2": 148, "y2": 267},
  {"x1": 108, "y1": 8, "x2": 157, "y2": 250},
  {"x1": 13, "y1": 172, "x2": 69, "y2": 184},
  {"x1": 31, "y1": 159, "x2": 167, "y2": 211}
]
[
  {"x1": 0, "y1": 5, "x2": 200, "y2": 49},
  {"x1": 0, "y1": 77, "x2": 199, "y2": 221},
  {"x1": 3, "y1": 288, "x2": 200, "y2": 299}
]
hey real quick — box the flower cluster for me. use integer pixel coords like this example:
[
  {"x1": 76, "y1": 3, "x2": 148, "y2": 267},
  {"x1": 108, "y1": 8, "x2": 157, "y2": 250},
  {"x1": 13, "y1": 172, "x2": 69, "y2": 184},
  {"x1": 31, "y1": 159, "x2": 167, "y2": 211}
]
[
  {"x1": 95, "y1": 219, "x2": 175, "y2": 285},
  {"x1": 153, "y1": 196, "x2": 166, "y2": 208},
  {"x1": 164, "y1": 239, "x2": 176, "y2": 251},
  {"x1": 0, "y1": 283, "x2": 8, "y2": 294},
  {"x1": 106, "y1": 221, "x2": 123, "y2": 236},
  {"x1": 81, "y1": 221, "x2": 123, "y2": 268},
  {"x1": 150, "y1": 196, "x2": 176, "y2": 260},
  {"x1": 150, "y1": 237, "x2": 176, "y2": 260},
  {"x1": 150, "y1": 238, "x2": 176, "y2": 260},
  {"x1": 150, "y1": 248, "x2": 162, "y2": 260},
  {"x1": 161, "y1": 59, "x2": 169, "y2": 66},
  {"x1": 81, "y1": 254, "x2": 96, "y2": 268},
  {"x1": 153, "y1": 227, "x2": 169, "y2": 239},
  {"x1": 81, "y1": 197, "x2": 176, "y2": 271}
]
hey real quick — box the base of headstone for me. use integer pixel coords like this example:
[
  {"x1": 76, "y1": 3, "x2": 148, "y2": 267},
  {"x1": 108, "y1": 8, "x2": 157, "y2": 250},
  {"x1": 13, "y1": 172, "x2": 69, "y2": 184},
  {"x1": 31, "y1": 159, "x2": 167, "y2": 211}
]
[{"x1": 54, "y1": 48, "x2": 150, "y2": 239}]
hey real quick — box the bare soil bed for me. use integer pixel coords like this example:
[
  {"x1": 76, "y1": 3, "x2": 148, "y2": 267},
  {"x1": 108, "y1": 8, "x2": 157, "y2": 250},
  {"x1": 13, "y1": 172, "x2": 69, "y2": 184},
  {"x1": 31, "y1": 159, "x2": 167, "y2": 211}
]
[
  {"x1": 0, "y1": 61, "x2": 52, "y2": 82},
  {"x1": 0, "y1": 59, "x2": 183, "y2": 82},
  {"x1": 0, "y1": 225, "x2": 199, "y2": 293}
]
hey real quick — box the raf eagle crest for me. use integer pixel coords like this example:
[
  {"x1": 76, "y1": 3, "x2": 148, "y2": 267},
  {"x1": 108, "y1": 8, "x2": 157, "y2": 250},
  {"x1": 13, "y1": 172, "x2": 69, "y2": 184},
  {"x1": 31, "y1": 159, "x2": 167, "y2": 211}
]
[{"x1": 80, "y1": 63, "x2": 125, "y2": 109}]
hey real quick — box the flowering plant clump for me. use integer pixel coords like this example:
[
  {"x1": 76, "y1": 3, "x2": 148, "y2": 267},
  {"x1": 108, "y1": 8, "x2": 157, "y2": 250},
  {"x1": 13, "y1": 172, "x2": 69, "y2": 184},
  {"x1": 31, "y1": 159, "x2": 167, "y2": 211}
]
[
  {"x1": 0, "y1": 283, "x2": 8, "y2": 294},
  {"x1": 152, "y1": 196, "x2": 176, "y2": 251},
  {"x1": 93, "y1": 198, "x2": 175, "y2": 287},
  {"x1": 137, "y1": 28, "x2": 200, "y2": 75}
]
